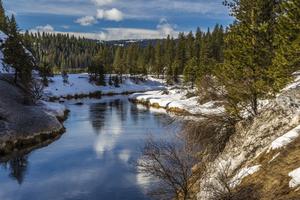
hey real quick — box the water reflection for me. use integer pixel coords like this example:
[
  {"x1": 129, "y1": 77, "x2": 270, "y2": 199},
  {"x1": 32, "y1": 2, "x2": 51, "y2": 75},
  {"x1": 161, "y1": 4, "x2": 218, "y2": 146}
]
[
  {"x1": 89, "y1": 102, "x2": 108, "y2": 134},
  {"x1": 0, "y1": 96, "x2": 179, "y2": 200},
  {"x1": 1, "y1": 155, "x2": 28, "y2": 184}
]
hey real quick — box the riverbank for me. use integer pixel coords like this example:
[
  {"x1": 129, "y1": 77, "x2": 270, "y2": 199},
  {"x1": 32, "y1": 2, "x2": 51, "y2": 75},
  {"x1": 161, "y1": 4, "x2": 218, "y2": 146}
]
[
  {"x1": 45, "y1": 73, "x2": 224, "y2": 116},
  {"x1": 196, "y1": 73, "x2": 300, "y2": 199},
  {"x1": 129, "y1": 87, "x2": 225, "y2": 116},
  {"x1": 0, "y1": 77, "x2": 68, "y2": 157},
  {"x1": 44, "y1": 73, "x2": 165, "y2": 100}
]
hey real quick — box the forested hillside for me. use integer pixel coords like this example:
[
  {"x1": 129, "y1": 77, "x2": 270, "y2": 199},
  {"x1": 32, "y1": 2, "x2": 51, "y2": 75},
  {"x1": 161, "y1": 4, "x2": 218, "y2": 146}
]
[
  {"x1": 24, "y1": 25, "x2": 225, "y2": 85},
  {"x1": 23, "y1": 32, "x2": 102, "y2": 73}
]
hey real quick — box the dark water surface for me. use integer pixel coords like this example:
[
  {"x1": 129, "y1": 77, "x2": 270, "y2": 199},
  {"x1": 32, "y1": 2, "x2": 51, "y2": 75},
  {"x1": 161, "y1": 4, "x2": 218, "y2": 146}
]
[{"x1": 0, "y1": 96, "x2": 180, "y2": 200}]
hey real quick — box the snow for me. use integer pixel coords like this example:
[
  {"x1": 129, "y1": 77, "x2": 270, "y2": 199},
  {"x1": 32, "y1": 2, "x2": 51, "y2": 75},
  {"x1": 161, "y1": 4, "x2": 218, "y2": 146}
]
[
  {"x1": 268, "y1": 124, "x2": 300, "y2": 152},
  {"x1": 39, "y1": 101, "x2": 67, "y2": 118},
  {"x1": 230, "y1": 165, "x2": 261, "y2": 188},
  {"x1": 0, "y1": 31, "x2": 12, "y2": 74},
  {"x1": 289, "y1": 168, "x2": 300, "y2": 188},
  {"x1": 44, "y1": 73, "x2": 164, "y2": 98},
  {"x1": 129, "y1": 88, "x2": 225, "y2": 115},
  {"x1": 282, "y1": 72, "x2": 300, "y2": 91},
  {"x1": 0, "y1": 31, "x2": 7, "y2": 41}
]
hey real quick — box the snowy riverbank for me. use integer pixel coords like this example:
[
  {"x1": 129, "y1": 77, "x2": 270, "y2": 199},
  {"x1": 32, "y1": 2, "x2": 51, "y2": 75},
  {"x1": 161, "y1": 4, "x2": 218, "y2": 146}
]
[
  {"x1": 129, "y1": 87, "x2": 225, "y2": 115},
  {"x1": 44, "y1": 73, "x2": 225, "y2": 116},
  {"x1": 44, "y1": 73, "x2": 165, "y2": 99}
]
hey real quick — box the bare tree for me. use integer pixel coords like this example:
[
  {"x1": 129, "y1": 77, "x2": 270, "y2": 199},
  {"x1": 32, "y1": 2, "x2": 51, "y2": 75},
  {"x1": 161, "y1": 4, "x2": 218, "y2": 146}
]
[
  {"x1": 137, "y1": 136, "x2": 203, "y2": 200},
  {"x1": 29, "y1": 79, "x2": 44, "y2": 103},
  {"x1": 183, "y1": 114, "x2": 235, "y2": 163},
  {"x1": 204, "y1": 162, "x2": 261, "y2": 200}
]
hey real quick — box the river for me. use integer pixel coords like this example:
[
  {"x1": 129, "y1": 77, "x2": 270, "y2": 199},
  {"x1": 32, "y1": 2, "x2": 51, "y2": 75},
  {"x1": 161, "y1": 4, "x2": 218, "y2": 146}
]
[{"x1": 0, "y1": 96, "x2": 180, "y2": 200}]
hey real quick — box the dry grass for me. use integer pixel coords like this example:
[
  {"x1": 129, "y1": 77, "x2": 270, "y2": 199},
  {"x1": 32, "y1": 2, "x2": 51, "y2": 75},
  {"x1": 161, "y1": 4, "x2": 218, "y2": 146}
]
[{"x1": 237, "y1": 137, "x2": 300, "y2": 199}]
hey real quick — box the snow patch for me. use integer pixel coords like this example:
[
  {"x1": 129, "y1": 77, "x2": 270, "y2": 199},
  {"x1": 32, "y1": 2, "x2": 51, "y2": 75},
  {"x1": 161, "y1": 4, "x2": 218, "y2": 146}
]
[
  {"x1": 129, "y1": 88, "x2": 225, "y2": 115},
  {"x1": 230, "y1": 165, "x2": 261, "y2": 188},
  {"x1": 268, "y1": 124, "x2": 300, "y2": 152},
  {"x1": 289, "y1": 168, "x2": 300, "y2": 188},
  {"x1": 0, "y1": 31, "x2": 14, "y2": 74},
  {"x1": 282, "y1": 72, "x2": 300, "y2": 91}
]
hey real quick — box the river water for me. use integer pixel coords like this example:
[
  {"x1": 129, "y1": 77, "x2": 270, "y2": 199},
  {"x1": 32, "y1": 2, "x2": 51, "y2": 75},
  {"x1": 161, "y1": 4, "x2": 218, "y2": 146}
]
[{"x1": 0, "y1": 96, "x2": 180, "y2": 200}]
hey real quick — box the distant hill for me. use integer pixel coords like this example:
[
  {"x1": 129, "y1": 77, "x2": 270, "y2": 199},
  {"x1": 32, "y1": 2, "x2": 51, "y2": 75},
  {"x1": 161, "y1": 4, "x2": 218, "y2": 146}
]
[{"x1": 103, "y1": 39, "x2": 160, "y2": 47}]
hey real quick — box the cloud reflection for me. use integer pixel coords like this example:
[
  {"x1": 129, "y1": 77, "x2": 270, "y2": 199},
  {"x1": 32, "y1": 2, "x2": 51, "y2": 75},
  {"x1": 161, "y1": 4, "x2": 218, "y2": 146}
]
[{"x1": 93, "y1": 105, "x2": 123, "y2": 158}]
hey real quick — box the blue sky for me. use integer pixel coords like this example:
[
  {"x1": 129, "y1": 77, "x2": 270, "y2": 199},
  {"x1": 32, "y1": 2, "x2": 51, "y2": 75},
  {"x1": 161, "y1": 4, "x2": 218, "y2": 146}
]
[{"x1": 4, "y1": 0, "x2": 233, "y2": 40}]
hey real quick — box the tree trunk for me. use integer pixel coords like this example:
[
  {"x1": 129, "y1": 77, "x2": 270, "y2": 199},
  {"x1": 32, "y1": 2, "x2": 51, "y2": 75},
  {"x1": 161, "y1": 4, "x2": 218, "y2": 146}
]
[{"x1": 14, "y1": 70, "x2": 18, "y2": 84}]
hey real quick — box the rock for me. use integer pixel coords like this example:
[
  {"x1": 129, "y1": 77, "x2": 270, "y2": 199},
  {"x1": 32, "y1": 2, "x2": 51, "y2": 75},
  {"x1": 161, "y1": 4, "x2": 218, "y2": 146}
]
[{"x1": 0, "y1": 76, "x2": 65, "y2": 156}]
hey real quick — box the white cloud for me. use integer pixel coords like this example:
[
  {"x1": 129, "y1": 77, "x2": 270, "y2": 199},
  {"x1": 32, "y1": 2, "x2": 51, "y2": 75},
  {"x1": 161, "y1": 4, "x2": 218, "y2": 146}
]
[
  {"x1": 29, "y1": 20, "x2": 178, "y2": 41},
  {"x1": 91, "y1": 0, "x2": 116, "y2": 6},
  {"x1": 75, "y1": 16, "x2": 97, "y2": 26},
  {"x1": 31, "y1": 24, "x2": 54, "y2": 32},
  {"x1": 57, "y1": 26, "x2": 177, "y2": 41},
  {"x1": 96, "y1": 8, "x2": 123, "y2": 21},
  {"x1": 157, "y1": 19, "x2": 176, "y2": 37},
  {"x1": 7, "y1": 10, "x2": 17, "y2": 16}
]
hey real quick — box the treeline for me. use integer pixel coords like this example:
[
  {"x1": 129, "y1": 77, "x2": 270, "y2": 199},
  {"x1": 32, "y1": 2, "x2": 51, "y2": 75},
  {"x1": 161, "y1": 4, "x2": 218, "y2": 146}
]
[
  {"x1": 111, "y1": 25, "x2": 224, "y2": 85},
  {"x1": 26, "y1": 25, "x2": 225, "y2": 86},
  {"x1": 24, "y1": 32, "x2": 102, "y2": 73}
]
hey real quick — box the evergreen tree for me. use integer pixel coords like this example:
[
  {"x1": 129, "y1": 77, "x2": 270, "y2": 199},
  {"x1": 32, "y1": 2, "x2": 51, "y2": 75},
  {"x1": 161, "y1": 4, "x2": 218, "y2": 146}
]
[
  {"x1": 0, "y1": 0, "x2": 7, "y2": 33},
  {"x1": 165, "y1": 36, "x2": 176, "y2": 84},
  {"x1": 39, "y1": 61, "x2": 53, "y2": 86},
  {"x1": 175, "y1": 32, "x2": 186, "y2": 74},
  {"x1": 183, "y1": 57, "x2": 198, "y2": 88},
  {"x1": 194, "y1": 27, "x2": 202, "y2": 65},
  {"x1": 186, "y1": 31, "x2": 195, "y2": 61},
  {"x1": 154, "y1": 41, "x2": 163, "y2": 78},
  {"x1": 270, "y1": 0, "x2": 300, "y2": 90},
  {"x1": 88, "y1": 53, "x2": 106, "y2": 86},
  {"x1": 216, "y1": 0, "x2": 280, "y2": 118},
  {"x1": 136, "y1": 48, "x2": 147, "y2": 76},
  {"x1": 171, "y1": 60, "x2": 180, "y2": 83},
  {"x1": 113, "y1": 47, "x2": 124, "y2": 82},
  {"x1": 3, "y1": 15, "x2": 34, "y2": 86}
]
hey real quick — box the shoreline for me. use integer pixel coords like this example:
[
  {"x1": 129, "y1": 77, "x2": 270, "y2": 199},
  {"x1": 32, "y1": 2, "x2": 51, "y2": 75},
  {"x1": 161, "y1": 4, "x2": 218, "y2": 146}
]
[{"x1": 0, "y1": 111, "x2": 68, "y2": 159}]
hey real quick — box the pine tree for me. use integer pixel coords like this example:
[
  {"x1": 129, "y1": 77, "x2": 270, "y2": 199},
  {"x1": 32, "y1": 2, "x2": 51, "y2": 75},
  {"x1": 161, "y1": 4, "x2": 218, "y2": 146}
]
[
  {"x1": 113, "y1": 47, "x2": 124, "y2": 82},
  {"x1": 0, "y1": 0, "x2": 7, "y2": 33},
  {"x1": 183, "y1": 57, "x2": 198, "y2": 88},
  {"x1": 186, "y1": 31, "x2": 195, "y2": 61},
  {"x1": 154, "y1": 41, "x2": 163, "y2": 78},
  {"x1": 137, "y1": 48, "x2": 147, "y2": 76},
  {"x1": 175, "y1": 32, "x2": 186, "y2": 75},
  {"x1": 88, "y1": 53, "x2": 106, "y2": 86},
  {"x1": 165, "y1": 36, "x2": 176, "y2": 84},
  {"x1": 270, "y1": 0, "x2": 300, "y2": 90},
  {"x1": 215, "y1": 0, "x2": 280, "y2": 118},
  {"x1": 39, "y1": 61, "x2": 52, "y2": 86},
  {"x1": 194, "y1": 27, "x2": 202, "y2": 65},
  {"x1": 3, "y1": 15, "x2": 34, "y2": 86},
  {"x1": 171, "y1": 60, "x2": 180, "y2": 83}
]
